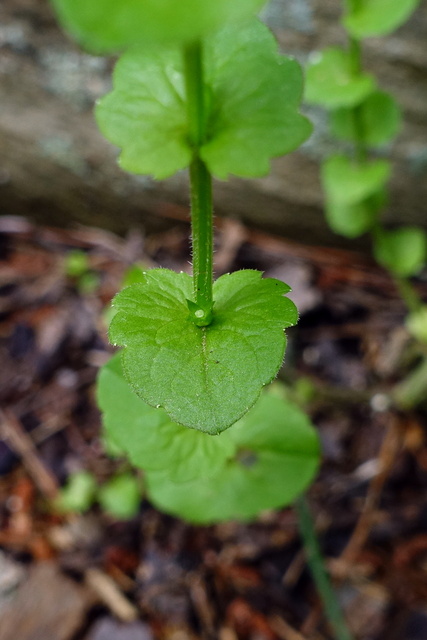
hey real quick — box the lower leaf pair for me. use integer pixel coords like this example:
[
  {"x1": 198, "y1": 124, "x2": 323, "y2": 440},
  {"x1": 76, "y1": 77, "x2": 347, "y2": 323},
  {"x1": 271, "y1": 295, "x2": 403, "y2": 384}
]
[{"x1": 98, "y1": 353, "x2": 320, "y2": 523}]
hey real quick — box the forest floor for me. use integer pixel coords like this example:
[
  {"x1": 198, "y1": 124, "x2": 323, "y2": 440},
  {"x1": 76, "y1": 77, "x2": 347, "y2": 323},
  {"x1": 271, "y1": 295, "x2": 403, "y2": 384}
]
[{"x1": 0, "y1": 211, "x2": 427, "y2": 640}]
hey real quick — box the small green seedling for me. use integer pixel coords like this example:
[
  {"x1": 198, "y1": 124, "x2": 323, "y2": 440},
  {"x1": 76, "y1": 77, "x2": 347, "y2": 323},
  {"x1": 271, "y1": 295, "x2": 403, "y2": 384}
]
[
  {"x1": 55, "y1": 470, "x2": 98, "y2": 513},
  {"x1": 55, "y1": 468, "x2": 141, "y2": 520},
  {"x1": 97, "y1": 472, "x2": 141, "y2": 520},
  {"x1": 64, "y1": 249, "x2": 99, "y2": 294}
]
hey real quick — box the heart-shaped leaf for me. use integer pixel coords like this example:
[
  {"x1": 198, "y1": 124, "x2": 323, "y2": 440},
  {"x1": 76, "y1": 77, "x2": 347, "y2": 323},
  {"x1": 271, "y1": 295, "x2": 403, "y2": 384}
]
[
  {"x1": 97, "y1": 353, "x2": 235, "y2": 482},
  {"x1": 305, "y1": 47, "x2": 376, "y2": 109},
  {"x1": 50, "y1": 0, "x2": 266, "y2": 52},
  {"x1": 343, "y1": 0, "x2": 420, "y2": 38},
  {"x1": 145, "y1": 389, "x2": 321, "y2": 523},
  {"x1": 109, "y1": 269, "x2": 297, "y2": 434},
  {"x1": 96, "y1": 19, "x2": 312, "y2": 180}
]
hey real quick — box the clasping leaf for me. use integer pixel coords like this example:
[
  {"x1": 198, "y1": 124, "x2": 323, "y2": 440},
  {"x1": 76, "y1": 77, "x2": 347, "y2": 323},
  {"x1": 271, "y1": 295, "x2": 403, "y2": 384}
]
[
  {"x1": 95, "y1": 19, "x2": 312, "y2": 180},
  {"x1": 109, "y1": 269, "x2": 297, "y2": 434}
]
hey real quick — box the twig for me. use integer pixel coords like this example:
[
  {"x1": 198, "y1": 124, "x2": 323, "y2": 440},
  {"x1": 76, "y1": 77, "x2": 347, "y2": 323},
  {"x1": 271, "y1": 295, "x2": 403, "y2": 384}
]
[
  {"x1": 85, "y1": 567, "x2": 138, "y2": 622},
  {"x1": 336, "y1": 416, "x2": 401, "y2": 571},
  {"x1": 0, "y1": 409, "x2": 58, "y2": 500}
]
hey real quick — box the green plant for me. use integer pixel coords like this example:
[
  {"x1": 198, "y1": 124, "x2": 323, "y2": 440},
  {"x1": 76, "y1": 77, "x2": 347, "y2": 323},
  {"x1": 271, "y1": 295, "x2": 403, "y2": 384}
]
[
  {"x1": 64, "y1": 249, "x2": 99, "y2": 293},
  {"x1": 55, "y1": 469, "x2": 141, "y2": 520},
  {"x1": 305, "y1": 0, "x2": 425, "y2": 290},
  {"x1": 50, "y1": 3, "x2": 350, "y2": 637},
  {"x1": 53, "y1": 0, "x2": 312, "y2": 436}
]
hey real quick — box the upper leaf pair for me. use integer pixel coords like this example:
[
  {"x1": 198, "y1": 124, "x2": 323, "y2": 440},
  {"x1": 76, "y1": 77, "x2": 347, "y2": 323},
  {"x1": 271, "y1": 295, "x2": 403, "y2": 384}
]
[
  {"x1": 51, "y1": 0, "x2": 266, "y2": 52},
  {"x1": 95, "y1": 19, "x2": 312, "y2": 180},
  {"x1": 305, "y1": 48, "x2": 401, "y2": 148}
]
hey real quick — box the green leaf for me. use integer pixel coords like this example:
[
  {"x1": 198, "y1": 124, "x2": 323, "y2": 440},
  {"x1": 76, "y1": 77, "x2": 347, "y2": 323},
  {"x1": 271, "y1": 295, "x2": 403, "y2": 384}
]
[
  {"x1": 97, "y1": 353, "x2": 235, "y2": 483},
  {"x1": 64, "y1": 250, "x2": 90, "y2": 278},
  {"x1": 330, "y1": 91, "x2": 401, "y2": 146},
  {"x1": 54, "y1": 471, "x2": 97, "y2": 513},
  {"x1": 373, "y1": 227, "x2": 427, "y2": 276},
  {"x1": 109, "y1": 269, "x2": 297, "y2": 434},
  {"x1": 98, "y1": 473, "x2": 141, "y2": 519},
  {"x1": 200, "y1": 20, "x2": 312, "y2": 178},
  {"x1": 406, "y1": 306, "x2": 427, "y2": 344},
  {"x1": 305, "y1": 47, "x2": 376, "y2": 109},
  {"x1": 321, "y1": 156, "x2": 390, "y2": 238},
  {"x1": 324, "y1": 186, "x2": 387, "y2": 238},
  {"x1": 325, "y1": 199, "x2": 377, "y2": 238},
  {"x1": 96, "y1": 19, "x2": 312, "y2": 180},
  {"x1": 343, "y1": 0, "x2": 420, "y2": 39},
  {"x1": 145, "y1": 390, "x2": 321, "y2": 523},
  {"x1": 50, "y1": 0, "x2": 266, "y2": 53},
  {"x1": 96, "y1": 47, "x2": 190, "y2": 180},
  {"x1": 322, "y1": 155, "x2": 391, "y2": 206}
]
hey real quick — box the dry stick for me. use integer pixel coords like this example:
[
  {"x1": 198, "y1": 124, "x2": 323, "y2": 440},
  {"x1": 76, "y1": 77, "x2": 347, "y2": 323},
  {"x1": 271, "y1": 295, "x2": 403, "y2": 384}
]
[
  {"x1": 0, "y1": 413, "x2": 141, "y2": 623},
  {"x1": 85, "y1": 567, "x2": 139, "y2": 622},
  {"x1": 0, "y1": 409, "x2": 58, "y2": 500},
  {"x1": 336, "y1": 416, "x2": 402, "y2": 572}
]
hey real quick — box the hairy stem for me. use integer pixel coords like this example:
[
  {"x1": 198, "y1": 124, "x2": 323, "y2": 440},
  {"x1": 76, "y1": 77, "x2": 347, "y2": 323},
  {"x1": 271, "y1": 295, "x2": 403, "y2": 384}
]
[
  {"x1": 295, "y1": 496, "x2": 355, "y2": 640},
  {"x1": 189, "y1": 155, "x2": 213, "y2": 318},
  {"x1": 183, "y1": 41, "x2": 214, "y2": 323}
]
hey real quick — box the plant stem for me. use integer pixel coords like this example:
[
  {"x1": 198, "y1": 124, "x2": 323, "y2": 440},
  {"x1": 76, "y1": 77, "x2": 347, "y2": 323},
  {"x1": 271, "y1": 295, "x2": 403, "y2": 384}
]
[
  {"x1": 394, "y1": 276, "x2": 422, "y2": 315},
  {"x1": 348, "y1": 37, "x2": 367, "y2": 164},
  {"x1": 183, "y1": 41, "x2": 205, "y2": 148},
  {"x1": 393, "y1": 356, "x2": 427, "y2": 409},
  {"x1": 295, "y1": 496, "x2": 355, "y2": 640},
  {"x1": 183, "y1": 41, "x2": 214, "y2": 322},
  {"x1": 189, "y1": 156, "x2": 213, "y2": 316}
]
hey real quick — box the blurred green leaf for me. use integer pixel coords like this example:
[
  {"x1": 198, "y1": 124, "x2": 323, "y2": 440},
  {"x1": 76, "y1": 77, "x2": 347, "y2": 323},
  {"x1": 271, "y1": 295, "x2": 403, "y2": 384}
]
[
  {"x1": 343, "y1": 0, "x2": 420, "y2": 38},
  {"x1": 373, "y1": 227, "x2": 427, "y2": 276},
  {"x1": 322, "y1": 155, "x2": 391, "y2": 205},
  {"x1": 51, "y1": 0, "x2": 266, "y2": 52},
  {"x1": 406, "y1": 306, "x2": 427, "y2": 344},
  {"x1": 330, "y1": 91, "x2": 401, "y2": 146},
  {"x1": 305, "y1": 47, "x2": 376, "y2": 109},
  {"x1": 55, "y1": 471, "x2": 97, "y2": 513},
  {"x1": 64, "y1": 250, "x2": 90, "y2": 278},
  {"x1": 98, "y1": 473, "x2": 141, "y2": 519}
]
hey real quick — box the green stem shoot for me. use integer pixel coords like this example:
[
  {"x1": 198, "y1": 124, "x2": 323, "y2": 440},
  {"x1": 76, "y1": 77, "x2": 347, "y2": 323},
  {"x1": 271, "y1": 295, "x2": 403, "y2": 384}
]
[
  {"x1": 348, "y1": 37, "x2": 367, "y2": 164},
  {"x1": 183, "y1": 41, "x2": 214, "y2": 325},
  {"x1": 295, "y1": 496, "x2": 355, "y2": 640},
  {"x1": 394, "y1": 276, "x2": 423, "y2": 315}
]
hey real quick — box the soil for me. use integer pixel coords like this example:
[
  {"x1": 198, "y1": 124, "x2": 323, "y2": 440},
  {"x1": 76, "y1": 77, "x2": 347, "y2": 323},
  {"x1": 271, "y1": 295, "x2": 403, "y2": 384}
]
[{"x1": 1, "y1": 213, "x2": 427, "y2": 640}]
